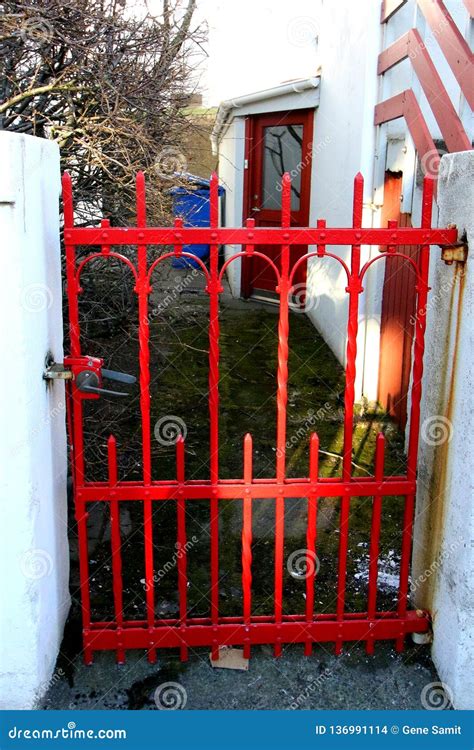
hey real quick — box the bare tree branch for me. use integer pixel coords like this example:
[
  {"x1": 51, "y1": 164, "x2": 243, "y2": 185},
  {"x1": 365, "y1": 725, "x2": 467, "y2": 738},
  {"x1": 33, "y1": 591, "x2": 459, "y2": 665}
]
[{"x1": 0, "y1": 0, "x2": 207, "y2": 224}]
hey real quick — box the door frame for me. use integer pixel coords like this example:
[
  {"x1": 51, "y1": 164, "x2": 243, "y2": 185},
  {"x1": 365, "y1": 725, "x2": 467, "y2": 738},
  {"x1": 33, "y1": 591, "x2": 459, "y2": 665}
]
[{"x1": 241, "y1": 109, "x2": 314, "y2": 298}]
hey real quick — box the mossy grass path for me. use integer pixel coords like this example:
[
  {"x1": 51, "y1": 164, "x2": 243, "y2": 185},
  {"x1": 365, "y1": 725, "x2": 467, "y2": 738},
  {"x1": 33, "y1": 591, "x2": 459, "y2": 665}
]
[{"x1": 77, "y1": 264, "x2": 407, "y2": 628}]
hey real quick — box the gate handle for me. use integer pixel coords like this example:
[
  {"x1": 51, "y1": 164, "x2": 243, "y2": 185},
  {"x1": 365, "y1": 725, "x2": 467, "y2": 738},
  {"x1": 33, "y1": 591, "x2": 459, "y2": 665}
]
[
  {"x1": 76, "y1": 370, "x2": 134, "y2": 398},
  {"x1": 102, "y1": 368, "x2": 136, "y2": 385}
]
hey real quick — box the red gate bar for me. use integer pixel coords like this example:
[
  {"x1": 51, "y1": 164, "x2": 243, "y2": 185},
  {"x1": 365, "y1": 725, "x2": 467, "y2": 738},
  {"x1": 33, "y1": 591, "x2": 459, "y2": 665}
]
[
  {"x1": 64, "y1": 225, "x2": 455, "y2": 246},
  {"x1": 136, "y1": 173, "x2": 156, "y2": 663},
  {"x1": 208, "y1": 173, "x2": 221, "y2": 661},
  {"x1": 176, "y1": 436, "x2": 188, "y2": 662},
  {"x1": 83, "y1": 611, "x2": 430, "y2": 653},
  {"x1": 396, "y1": 175, "x2": 433, "y2": 651},
  {"x1": 76, "y1": 477, "x2": 417, "y2": 501},
  {"x1": 336, "y1": 173, "x2": 364, "y2": 655},
  {"x1": 304, "y1": 433, "x2": 319, "y2": 657},
  {"x1": 61, "y1": 169, "x2": 456, "y2": 663},
  {"x1": 63, "y1": 174, "x2": 92, "y2": 664},
  {"x1": 107, "y1": 435, "x2": 125, "y2": 664},
  {"x1": 242, "y1": 434, "x2": 253, "y2": 659},
  {"x1": 274, "y1": 173, "x2": 291, "y2": 657},
  {"x1": 366, "y1": 433, "x2": 386, "y2": 655}
]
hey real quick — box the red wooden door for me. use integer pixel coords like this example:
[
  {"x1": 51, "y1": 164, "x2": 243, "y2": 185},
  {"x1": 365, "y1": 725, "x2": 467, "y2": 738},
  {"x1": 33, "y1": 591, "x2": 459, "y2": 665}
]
[
  {"x1": 378, "y1": 172, "x2": 420, "y2": 430},
  {"x1": 241, "y1": 109, "x2": 314, "y2": 298}
]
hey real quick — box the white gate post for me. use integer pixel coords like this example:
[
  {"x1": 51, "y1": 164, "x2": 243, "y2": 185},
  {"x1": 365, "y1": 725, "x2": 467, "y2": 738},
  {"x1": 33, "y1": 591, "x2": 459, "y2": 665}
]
[
  {"x1": 412, "y1": 151, "x2": 474, "y2": 710},
  {"x1": 0, "y1": 132, "x2": 70, "y2": 709}
]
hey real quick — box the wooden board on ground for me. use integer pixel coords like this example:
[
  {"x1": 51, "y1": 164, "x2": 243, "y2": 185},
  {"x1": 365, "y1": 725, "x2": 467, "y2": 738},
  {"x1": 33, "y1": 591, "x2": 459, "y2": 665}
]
[{"x1": 209, "y1": 646, "x2": 249, "y2": 671}]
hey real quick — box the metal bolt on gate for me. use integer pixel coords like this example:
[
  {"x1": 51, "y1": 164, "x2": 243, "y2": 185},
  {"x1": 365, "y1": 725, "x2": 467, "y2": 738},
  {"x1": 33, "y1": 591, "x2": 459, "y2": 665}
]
[{"x1": 61, "y1": 170, "x2": 457, "y2": 664}]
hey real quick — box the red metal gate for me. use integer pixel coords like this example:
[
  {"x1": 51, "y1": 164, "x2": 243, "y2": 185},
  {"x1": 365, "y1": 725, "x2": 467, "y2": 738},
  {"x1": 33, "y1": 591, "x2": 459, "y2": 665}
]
[{"x1": 62, "y1": 170, "x2": 456, "y2": 664}]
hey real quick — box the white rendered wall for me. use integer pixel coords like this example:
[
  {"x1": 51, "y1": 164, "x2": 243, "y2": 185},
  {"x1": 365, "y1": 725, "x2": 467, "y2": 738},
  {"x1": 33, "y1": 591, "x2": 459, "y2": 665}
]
[
  {"x1": 306, "y1": 0, "x2": 472, "y2": 402},
  {"x1": 305, "y1": 0, "x2": 381, "y2": 400},
  {"x1": 218, "y1": 118, "x2": 245, "y2": 296},
  {"x1": 411, "y1": 152, "x2": 474, "y2": 710},
  {"x1": 0, "y1": 133, "x2": 70, "y2": 709}
]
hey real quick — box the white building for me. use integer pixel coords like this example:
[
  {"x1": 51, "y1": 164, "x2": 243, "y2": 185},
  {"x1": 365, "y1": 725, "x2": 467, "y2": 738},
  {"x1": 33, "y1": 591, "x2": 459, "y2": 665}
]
[
  {"x1": 213, "y1": 0, "x2": 473, "y2": 708},
  {"x1": 214, "y1": 0, "x2": 472, "y2": 412}
]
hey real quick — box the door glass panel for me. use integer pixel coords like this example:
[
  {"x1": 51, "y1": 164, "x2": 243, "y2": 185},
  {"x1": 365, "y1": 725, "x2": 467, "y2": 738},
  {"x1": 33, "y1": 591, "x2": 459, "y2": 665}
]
[{"x1": 262, "y1": 125, "x2": 303, "y2": 210}]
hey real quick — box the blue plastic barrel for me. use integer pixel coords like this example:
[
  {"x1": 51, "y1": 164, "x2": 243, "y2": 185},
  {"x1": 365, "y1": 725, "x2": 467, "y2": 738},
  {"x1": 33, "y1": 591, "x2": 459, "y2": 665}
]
[{"x1": 170, "y1": 175, "x2": 225, "y2": 269}]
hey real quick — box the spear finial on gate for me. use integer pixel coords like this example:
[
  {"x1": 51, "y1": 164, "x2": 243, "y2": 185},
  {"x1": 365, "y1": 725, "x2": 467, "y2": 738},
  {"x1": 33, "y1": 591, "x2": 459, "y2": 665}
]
[
  {"x1": 107, "y1": 434, "x2": 118, "y2": 486},
  {"x1": 210, "y1": 171, "x2": 219, "y2": 228},
  {"x1": 62, "y1": 172, "x2": 74, "y2": 228},
  {"x1": 309, "y1": 432, "x2": 319, "y2": 482},
  {"x1": 243, "y1": 433, "x2": 253, "y2": 484},
  {"x1": 176, "y1": 434, "x2": 185, "y2": 483},
  {"x1": 281, "y1": 172, "x2": 291, "y2": 228},
  {"x1": 352, "y1": 172, "x2": 364, "y2": 228},
  {"x1": 136, "y1": 171, "x2": 146, "y2": 227}
]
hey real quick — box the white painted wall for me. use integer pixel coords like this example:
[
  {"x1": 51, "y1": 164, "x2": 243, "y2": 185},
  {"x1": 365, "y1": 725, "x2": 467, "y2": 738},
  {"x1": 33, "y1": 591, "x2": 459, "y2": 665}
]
[
  {"x1": 411, "y1": 152, "x2": 474, "y2": 711},
  {"x1": 0, "y1": 132, "x2": 70, "y2": 709},
  {"x1": 218, "y1": 118, "x2": 245, "y2": 296},
  {"x1": 214, "y1": 0, "x2": 471, "y2": 411},
  {"x1": 305, "y1": 0, "x2": 381, "y2": 400},
  {"x1": 306, "y1": 0, "x2": 472, "y2": 402},
  {"x1": 198, "y1": 0, "x2": 322, "y2": 106}
]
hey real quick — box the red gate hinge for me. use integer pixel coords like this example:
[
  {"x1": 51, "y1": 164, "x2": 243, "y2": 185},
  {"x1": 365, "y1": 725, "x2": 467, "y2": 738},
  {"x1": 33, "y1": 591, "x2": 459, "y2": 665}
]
[
  {"x1": 43, "y1": 362, "x2": 74, "y2": 380},
  {"x1": 441, "y1": 225, "x2": 468, "y2": 265}
]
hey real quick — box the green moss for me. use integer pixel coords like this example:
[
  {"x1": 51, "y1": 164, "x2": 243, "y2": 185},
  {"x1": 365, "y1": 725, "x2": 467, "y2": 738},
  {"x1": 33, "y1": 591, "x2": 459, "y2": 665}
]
[{"x1": 81, "y1": 293, "x2": 406, "y2": 621}]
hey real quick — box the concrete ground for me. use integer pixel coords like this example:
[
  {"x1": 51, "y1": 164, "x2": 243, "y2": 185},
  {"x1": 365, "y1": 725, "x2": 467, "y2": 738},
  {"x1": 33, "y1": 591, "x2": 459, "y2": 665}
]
[
  {"x1": 43, "y1": 640, "x2": 441, "y2": 711},
  {"x1": 45, "y1": 261, "x2": 446, "y2": 712}
]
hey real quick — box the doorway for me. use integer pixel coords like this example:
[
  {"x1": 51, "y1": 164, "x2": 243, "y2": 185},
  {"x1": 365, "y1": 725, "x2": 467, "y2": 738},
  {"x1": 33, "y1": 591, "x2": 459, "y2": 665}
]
[{"x1": 241, "y1": 109, "x2": 314, "y2": 299}]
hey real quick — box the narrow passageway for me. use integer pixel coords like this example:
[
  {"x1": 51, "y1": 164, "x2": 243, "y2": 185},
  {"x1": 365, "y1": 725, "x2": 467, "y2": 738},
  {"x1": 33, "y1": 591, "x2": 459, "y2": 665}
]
[
  {"x1": 144, "y1": 264, "x2": 407, "y2": 619},
  {"x1": 70, "y1": 262, "x2": 407, "y2": 635},
  {"x1": 46, "y1": 260, "x2": 439, "y2": 711}
]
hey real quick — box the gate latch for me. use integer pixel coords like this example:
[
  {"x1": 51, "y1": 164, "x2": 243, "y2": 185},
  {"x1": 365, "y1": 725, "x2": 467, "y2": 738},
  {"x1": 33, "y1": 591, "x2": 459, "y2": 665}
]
[{"x1": 44, "y1": 356, "x2": 136, "y2": 399}]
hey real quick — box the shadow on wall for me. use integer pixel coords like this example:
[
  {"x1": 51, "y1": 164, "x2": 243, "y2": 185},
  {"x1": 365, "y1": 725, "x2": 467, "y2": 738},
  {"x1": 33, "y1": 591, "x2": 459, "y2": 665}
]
[{"x1": 305, "y1": 255, "x2": 350, "y2": 366}]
